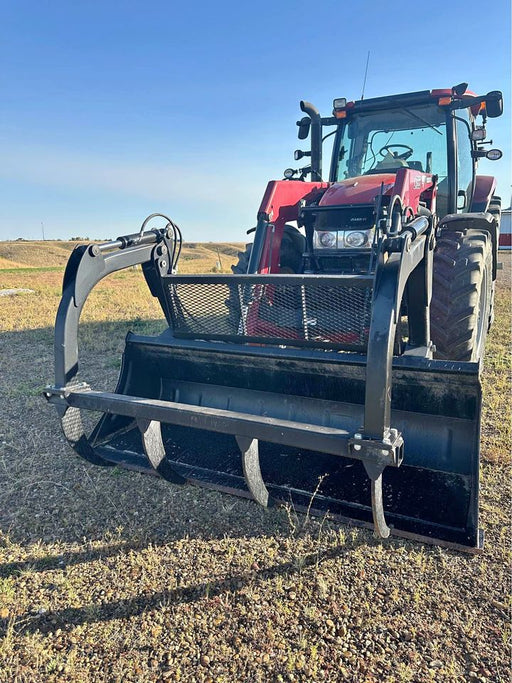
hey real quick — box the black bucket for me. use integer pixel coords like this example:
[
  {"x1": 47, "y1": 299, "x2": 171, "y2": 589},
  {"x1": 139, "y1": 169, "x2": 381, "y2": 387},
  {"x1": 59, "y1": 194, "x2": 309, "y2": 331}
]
[{"x1": 85, "y1": 333, "x2": 482, "y2": 549}]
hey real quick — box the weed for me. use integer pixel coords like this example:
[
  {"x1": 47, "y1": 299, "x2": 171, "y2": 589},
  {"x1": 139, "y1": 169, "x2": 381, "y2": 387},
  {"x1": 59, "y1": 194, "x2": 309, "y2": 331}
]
[
  {"x1": 0, "y1": 577, "x2": 15, "y2": 600},
  {"x1": 304, "y1": 474, "x2": 328, "y2": 528}
]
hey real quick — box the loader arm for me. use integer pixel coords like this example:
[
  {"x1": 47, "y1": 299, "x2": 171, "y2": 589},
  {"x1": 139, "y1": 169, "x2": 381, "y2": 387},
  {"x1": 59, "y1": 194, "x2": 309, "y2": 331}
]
[{"x1": 250, "y1": 180, "x2": 328, "y2": 274}]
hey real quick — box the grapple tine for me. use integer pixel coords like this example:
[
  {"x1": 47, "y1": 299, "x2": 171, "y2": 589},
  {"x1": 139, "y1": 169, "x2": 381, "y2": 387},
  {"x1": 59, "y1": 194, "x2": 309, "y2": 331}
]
[
  {"x1": 236, "y1": 436, "x2": 273, "y2": 507},
  {"x1": 363, "y1": 461, "x2": 391, "y2": 539},
  {"x1": 137, "y1": 418, "x2": 186, "y2": 485},
  {"x1": 61, "y1": 405, "x2": 111, "y2": 467},
  {"x1": 370, "y1": 474, "x2": 391, "y2": 539}
]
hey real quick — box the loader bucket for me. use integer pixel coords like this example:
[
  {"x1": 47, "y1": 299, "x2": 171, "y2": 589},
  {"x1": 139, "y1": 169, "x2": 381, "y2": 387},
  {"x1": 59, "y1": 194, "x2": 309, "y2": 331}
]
[
  {"x1": 83, "y1": 338, "x2": 482, "y2": 549},
  {"x1": 44, "y1": 225, "x2": 484, "y2": 550}
]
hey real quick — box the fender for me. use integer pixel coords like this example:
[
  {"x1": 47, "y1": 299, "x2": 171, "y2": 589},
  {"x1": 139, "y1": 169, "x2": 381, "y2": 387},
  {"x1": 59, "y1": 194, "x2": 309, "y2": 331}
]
[{"x1": 470, "y1": 175, "x2": 497, "y2": 213}]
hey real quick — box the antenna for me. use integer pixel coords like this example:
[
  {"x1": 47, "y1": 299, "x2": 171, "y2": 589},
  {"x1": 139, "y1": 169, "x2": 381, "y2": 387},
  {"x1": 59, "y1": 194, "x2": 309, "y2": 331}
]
[{"x1": 361, "y1": 51, "x2": 370, "y2": 100}]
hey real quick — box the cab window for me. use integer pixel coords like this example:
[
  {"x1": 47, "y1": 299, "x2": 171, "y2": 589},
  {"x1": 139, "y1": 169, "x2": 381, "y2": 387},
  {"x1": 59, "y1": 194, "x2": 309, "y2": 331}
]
[
  {"x1": 336, "y1": 105, "x2": 448, "y2": 181},
  {"x1": 455, "y1": 110, "x2": 474, "y2": 212}
]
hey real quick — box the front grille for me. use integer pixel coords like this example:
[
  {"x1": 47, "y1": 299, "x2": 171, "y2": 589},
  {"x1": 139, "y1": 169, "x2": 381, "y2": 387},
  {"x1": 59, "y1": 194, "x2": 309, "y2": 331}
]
[
  {"x1": 317, "y1": 253, "x2": 372, "y2": 274},
  {"x1": 305, "y1": 204, "x2": 376, "y2": 232},
  {"x1": 163, "y1": 274, "x2": 373, "y2": 352}
]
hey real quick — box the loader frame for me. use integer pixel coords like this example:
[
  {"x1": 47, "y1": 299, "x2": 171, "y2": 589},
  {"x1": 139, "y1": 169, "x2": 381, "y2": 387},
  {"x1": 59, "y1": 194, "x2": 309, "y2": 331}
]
[{"x1": 44, "y1": 219, "x2": 484, "y2": 550}]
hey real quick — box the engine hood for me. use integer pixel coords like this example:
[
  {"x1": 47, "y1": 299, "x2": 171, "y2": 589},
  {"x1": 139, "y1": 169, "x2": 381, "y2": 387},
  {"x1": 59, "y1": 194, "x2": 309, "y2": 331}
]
[{"x1": 319, "y1": 174, "x2": 396, "y2": 206}]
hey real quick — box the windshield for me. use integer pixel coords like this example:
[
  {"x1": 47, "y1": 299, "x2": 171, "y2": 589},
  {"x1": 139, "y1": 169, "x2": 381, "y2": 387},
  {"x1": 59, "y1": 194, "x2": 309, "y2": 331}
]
[{"x1": 334, "y1": 105, "x2": 448, "y2": 182}]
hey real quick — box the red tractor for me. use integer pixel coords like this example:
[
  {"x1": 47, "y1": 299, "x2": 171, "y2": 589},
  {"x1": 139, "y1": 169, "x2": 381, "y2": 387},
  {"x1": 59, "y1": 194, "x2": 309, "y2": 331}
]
[
  {"x1": 233, "y1": 84, "x2": 503, "y2": 362},
  {"x1": 46, "y1": 84, "x2": 504, "y2": 549}
]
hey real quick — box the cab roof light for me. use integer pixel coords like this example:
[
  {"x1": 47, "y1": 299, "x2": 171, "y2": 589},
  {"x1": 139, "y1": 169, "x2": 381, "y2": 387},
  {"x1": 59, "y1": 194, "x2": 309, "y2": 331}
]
[
  {"x1": 438, "y1": 96, "x2": 452, "y2": 106},
  {"x1": 333, "y1": 98, "x2": 346, "y2": 110},
  {"x1": 334, "y1": 110, "x2": 347, "y2": 119},
  {"x1": 452, "y1": 82, "x2": 468, "y2": 97}
]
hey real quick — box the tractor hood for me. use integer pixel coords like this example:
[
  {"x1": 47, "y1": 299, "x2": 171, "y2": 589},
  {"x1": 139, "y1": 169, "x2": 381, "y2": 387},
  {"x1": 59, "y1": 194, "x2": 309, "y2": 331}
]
[{"x1": 319, "y1": 174, "x2": 396, "y2": 207}]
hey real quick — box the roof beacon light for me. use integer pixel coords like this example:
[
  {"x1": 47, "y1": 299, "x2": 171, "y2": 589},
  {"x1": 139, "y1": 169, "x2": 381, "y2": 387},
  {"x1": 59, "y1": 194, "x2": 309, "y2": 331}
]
[{"x1": 452, "y1": 82, "x2": 468, "y2": 97}]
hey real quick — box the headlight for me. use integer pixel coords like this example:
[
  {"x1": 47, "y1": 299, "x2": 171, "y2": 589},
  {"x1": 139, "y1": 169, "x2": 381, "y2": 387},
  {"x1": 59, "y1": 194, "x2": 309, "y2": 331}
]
[
  {"x1": 320, "y1": 232, "x2": 337, "y2": 247},
  {"x1": 344, "y1": 231, "x2": 367, "y2": 248},
  {"x1": 314, "y1": 231, "x2": 338, "y2": 249},
  {"x1": 313, "y1": 228, "x2": 373, "y2": 250}
]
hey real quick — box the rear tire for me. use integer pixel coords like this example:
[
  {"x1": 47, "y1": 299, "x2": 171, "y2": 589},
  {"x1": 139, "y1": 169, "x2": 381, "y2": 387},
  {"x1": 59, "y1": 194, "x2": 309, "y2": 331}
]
[{"x1": 431, "y1": 229, "x2": 492, "y2": 361}]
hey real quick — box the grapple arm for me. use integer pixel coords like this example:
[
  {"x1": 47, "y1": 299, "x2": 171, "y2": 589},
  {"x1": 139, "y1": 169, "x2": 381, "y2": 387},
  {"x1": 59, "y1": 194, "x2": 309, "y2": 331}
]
[
  {"x1": 46, "y1": 228, "x2": 175, "y2": 470},
  {"x1": 54, "y1": 230, "x2": 168, "y2": 387}
]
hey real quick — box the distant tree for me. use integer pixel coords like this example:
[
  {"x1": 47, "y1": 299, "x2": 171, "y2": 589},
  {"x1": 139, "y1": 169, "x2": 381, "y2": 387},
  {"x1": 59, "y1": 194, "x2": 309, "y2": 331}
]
[{"x1": 70, "y1": 236, "x2": 90, "y2": 241}]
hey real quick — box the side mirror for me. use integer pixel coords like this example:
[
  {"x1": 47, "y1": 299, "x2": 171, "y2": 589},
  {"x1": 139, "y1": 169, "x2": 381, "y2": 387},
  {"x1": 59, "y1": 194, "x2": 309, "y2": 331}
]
[
  {"x1": 297, "y1": 116, "x2": 311, "y2": 140},
  {"x1": 485, "y1": 91, "x2": 503, "y2": 118}
]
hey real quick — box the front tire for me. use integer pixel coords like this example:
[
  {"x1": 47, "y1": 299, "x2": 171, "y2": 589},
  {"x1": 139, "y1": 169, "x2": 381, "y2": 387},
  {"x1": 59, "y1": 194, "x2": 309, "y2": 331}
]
[
  {"x1": 231, "y1": 225, "x2": 306, "y2": 275},
  {"x1": 431, "y1": 229, "x2": 493, "y2": 361},
  {"x1": 227, "y1": 225, "x2": 306, "y2": 329}
]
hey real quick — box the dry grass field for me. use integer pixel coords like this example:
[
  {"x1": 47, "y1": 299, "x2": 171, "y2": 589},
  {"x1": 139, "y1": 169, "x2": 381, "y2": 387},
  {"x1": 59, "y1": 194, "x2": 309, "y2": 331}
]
[
  {"x1": 0, "y1": 240, "x2": 245, "y2": 274},
  {"x1": 0, "y1": 240, "x2": 510, "y2": 682}
]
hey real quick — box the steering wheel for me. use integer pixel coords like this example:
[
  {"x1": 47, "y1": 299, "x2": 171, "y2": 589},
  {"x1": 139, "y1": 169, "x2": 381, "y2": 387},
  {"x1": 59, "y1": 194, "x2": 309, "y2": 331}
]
[{"x1": 378, "y1": 144, "x2": 414, "y2": 160}]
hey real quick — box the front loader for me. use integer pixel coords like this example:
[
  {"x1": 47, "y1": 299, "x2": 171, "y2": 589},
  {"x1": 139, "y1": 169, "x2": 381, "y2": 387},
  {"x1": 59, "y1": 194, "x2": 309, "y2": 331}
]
[{"x1": 45, "y1": 84, "x2": 504, "y2": 549}]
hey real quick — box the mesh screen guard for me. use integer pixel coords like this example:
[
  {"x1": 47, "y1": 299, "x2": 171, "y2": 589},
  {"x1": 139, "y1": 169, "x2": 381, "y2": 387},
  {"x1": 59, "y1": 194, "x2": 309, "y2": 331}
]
[{"x1": 162, "y1": 274, "x2": 374, "y2": 352}]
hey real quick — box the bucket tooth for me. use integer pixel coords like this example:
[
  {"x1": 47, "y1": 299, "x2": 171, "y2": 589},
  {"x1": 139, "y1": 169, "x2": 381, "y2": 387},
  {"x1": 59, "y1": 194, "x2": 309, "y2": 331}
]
[
  {"x1": 363, "y1": 461, "x2": 391, "y2": 539},
  {"x1": 236, "y1": 436, "x2": 273, "y2": 507},
  {"x1": 137, "y1": 418, "x2": 186, "y2": 485}
]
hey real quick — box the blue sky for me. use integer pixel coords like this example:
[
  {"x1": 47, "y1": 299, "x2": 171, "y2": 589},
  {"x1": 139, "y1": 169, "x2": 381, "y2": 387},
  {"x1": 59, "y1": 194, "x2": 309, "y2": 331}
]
[{"x1": 1, "y1": 0, "x2": 510, "y2": 241}]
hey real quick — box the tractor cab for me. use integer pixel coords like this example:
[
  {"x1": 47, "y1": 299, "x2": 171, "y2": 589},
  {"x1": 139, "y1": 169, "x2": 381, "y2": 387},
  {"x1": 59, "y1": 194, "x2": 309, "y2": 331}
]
[{"x1": 287, "y1": 87, "x2": 503, "y2": 275}]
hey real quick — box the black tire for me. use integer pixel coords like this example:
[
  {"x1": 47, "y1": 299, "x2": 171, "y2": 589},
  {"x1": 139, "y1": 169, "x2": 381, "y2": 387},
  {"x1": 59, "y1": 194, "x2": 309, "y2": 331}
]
[
  {"x1": 228, "y1": 226, "x2": 306, "y2": 329},
  {"x1": 488, "y1": 195, "x2": 501, "y2": 225},
  {"x1": 231, "y1": 224, "x2": 306, "y2": 275},
  {"x1": 231, "y1": 242, "x2": 251, "y2": 275},
  {"x1": 431, "y1": 229, "x2": 492, "y2": 361}
]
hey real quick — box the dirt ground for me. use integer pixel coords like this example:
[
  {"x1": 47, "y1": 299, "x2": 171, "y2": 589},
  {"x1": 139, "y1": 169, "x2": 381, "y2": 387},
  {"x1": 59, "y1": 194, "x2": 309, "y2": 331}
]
[{"x1": 0, "y1": 252, "x2": 510, "y2": 682}]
